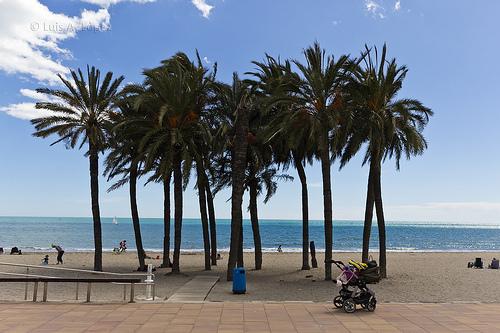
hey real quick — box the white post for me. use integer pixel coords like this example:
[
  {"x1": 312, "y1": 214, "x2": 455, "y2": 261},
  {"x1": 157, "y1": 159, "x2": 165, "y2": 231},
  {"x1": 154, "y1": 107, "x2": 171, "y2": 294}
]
[{"x1": 145, "y1": 264, "x2": 154, "y2": 300}]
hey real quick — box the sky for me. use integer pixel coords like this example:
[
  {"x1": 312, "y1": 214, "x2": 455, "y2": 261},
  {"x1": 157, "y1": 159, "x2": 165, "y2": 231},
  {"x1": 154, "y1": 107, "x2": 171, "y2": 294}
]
[{"x1": 0, "y1": 0, "x2": 499, "y2": 224}]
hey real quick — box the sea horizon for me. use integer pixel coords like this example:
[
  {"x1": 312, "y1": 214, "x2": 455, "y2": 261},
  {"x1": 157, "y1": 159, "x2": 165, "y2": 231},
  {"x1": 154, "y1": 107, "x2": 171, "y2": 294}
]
[
  {"x1": 2, "y1": 215, "x2": 500, "y2": 226},
  {"x1": 2, "y1": 216, "x2": 500, "y2": 253}
]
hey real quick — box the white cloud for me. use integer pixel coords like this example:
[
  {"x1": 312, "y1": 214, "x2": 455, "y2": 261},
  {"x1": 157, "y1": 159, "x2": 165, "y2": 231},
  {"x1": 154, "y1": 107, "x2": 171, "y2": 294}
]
[
  {"x1": 0, "y1": 0, "x2": 208, "y2": 121},
  {"x1": 364, "y1": 0, "x2": 385, "y2": 19},
  {"x1": 394, "y1": 0, "x2": 401, "y2": 11},
  {"x1": 192, "y1": 0, "x2": 214, "y2": 18},
  {"x1": 0, "y1": 0, "x2": 156, "y2": 120},
  {"x1": 0, "y1": 0, "x2": 110, "y2": 84},
  {"x1": 203, "y1": 56, "x2": 211, "y2": 64},
  {"x1": 20, "y1": 88, "x2": 59, "y2": 102},
  {"x1": 81, "y1": 0, "x2": 156, "y2": 8},
  {"x1": 0, "y1": 102, "x2": 45, "y2": 120},
  {"x1": 84, "y1": 0, "x2": 214, "y2": 18},
  {"x1": 0, "y1": 88, "x2": 60, "y2": 120},
  {"x1": 385, "y1": 202, "x2": 500, "y2": 224},
  {"x1": 308, "y1": 182, "x2": 323, "y2": 188}
]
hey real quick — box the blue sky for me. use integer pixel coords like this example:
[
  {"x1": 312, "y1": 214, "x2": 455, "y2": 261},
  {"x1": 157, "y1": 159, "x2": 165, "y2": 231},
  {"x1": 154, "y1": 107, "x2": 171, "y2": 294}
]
[{"x1": 0, "y1": 0, "x2": 499, "y2": 223}]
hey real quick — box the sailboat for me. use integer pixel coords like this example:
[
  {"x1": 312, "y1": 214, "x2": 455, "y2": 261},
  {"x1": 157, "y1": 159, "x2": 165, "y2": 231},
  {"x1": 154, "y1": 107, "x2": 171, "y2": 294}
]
[{"x1": 112, "y1": 216, "x2": 118, "y2": 225}]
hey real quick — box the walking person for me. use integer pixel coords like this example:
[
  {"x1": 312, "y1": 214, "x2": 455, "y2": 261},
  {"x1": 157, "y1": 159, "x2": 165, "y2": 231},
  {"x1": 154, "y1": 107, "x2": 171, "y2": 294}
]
[{"x1": 52, "y1": 244, "x2": 64, "y2": 264}]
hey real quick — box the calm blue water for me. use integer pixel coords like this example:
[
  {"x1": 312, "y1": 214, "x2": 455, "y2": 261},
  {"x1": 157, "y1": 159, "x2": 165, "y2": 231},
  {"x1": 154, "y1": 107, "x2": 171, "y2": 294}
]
[{"x1": 1, "y1": 216, "x2": 500, "y2": 252}]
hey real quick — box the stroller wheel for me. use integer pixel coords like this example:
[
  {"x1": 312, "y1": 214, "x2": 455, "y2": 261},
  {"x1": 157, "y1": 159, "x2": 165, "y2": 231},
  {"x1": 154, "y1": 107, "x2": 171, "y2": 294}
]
[
  {"x1": 343, "y1": 298, "x2": 356, "y2": 313},
  {"x1": 366, "y1": 298, "x2": 376, "y2": 312},
  {"x1": 333, "y1": 296, "x2": 343, "y2": 308}
]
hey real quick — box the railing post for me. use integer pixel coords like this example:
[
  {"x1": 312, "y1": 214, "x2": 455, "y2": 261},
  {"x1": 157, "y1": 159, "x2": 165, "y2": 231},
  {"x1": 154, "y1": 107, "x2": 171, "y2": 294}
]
[
  {"x1": 86, "y1": 283, "x2": 91, "y2": 303},
  {"x1": 123, "y1": 284, "x2": 127, "y2": 301},
  {"x1": 32, "y1": 281, "x2": 38, "y2": 302},
  {"x1": 129, "y1": 283, "x2": 135, "y2": 303},
  {"x1": 42, "y1": 282, "x2": 48, "y2": 302},
  {"x1": 75, "y1": 273, "x2": 79, "y2": 301},
  {"x1": 145, "y1": 264, "x2": 154, "y2": 300},
  {"x1": 24, "y1": 267, "x2": 29, "y2": 300}
]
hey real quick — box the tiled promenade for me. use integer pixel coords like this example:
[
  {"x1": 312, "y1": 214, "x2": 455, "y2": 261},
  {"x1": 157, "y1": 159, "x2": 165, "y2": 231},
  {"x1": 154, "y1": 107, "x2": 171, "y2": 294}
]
[{"x1": 1, "y1": 302, "x2": 500, "y2": 333}]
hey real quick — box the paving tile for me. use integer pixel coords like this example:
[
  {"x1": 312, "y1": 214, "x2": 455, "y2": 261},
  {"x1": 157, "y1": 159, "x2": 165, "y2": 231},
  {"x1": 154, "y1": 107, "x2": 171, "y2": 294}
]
[{"x1": 1, "y1": 302, "x2": 500, "y2": 332}]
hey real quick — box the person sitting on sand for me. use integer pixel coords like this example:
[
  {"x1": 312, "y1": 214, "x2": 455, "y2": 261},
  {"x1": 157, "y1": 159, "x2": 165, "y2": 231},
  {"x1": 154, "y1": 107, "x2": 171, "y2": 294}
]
[
  {"x1": 52, "y1": 244, "x2": 64, "y2": 264},
  {"x1": 0, "y1": 247, "x2": 3, "y2": 254},
  {"x1": 217, "y1": 253, "x2": 223, "y2": 260},
  {"x1": 41, "y1": 255, "x2": 49, "y2": 265},
  {"x1": 490, "y1": 258, "x2": 499, "y2": 269},
  {"x1": 10, "y1": 247, "x2": 21, "y2": 255},
  {"x1": 119, "y1": 240, "x2": 127, "y2": 253}
]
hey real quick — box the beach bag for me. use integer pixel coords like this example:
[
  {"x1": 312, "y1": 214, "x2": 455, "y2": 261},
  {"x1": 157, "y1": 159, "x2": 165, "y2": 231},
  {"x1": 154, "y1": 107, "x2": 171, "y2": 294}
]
[
  {"x1": 360, "y1": 266, "x2": 380, "y2": 284},
  {"x1": 367, "y1": 255, "x2": 378, "y2": 268}
]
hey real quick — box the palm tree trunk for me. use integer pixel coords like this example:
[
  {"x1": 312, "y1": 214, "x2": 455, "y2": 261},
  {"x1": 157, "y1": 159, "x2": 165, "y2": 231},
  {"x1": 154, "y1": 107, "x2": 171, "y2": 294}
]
[
  {"x1": 196, "y1": 162, "x2": 211, "y2": 271},
  {"x1": 89, "y1": 142, "x2": 102, "y2": 271},
  {"x1": 172, "y1": 150, "x2": 183, "y2": 273},
  {"x1": 373, "y1": 160, "x2": 387, "y2": 278},
  {"x1": 129, "y1": 161, "x2": 146, "y2": 271},
  {"x1": 249, "y1": 178, "x2": 262, "y2": 270},
  {"x1": 294, "y1": 153, "x2": 310, "y2": 270},
  {"x1": 206, "y1": 183, "x2": 217, "y2": 266},
  {"x1": 362, "y1": 161, "x2": 376, "y2": 263},
  {"x1": 237, "y1": 224, "x2": 244, "y2": 267},
  {"x1": 161, "y1": 172, "x2": 172, "y2": 268},
  {"x1": 319, "y1": 131, "x2": 333, "y2": 280},
  {"x1": 227, "y1": 106, "x2": 249, "y2": 281}
]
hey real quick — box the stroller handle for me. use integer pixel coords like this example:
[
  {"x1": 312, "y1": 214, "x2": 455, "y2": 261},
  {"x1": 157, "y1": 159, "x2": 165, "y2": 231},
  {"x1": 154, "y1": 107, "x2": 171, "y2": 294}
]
[{"x1": 325, "y1": 260, "x2": 345, "y2": 269}]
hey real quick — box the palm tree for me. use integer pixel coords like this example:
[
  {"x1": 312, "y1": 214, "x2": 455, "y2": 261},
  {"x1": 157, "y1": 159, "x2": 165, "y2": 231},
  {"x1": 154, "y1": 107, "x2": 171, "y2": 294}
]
[
  {"x1": 250, "y1": 55, "x2": 317, "y2": 270},
  {"x1": 104, "y1": 94, "x2": 148, "y2": 271},
  {"x1": 205, "y1": 161, "x2": 218, "y2": 265},
  {"x1": 341, "y1": 45, "x2": 433, "y2": 278},
  {"x1": 247, "y1": 160, "x2": 292, "y2": 270},
  {"x1": 213, "y1": 74, "x2": 253, "y2": 281},
  {"x1": 288, "y1": 43, "x2": 352, "y2": 280},
  {"x1": 198, "y1": 105, "x2": 222, "y2": 266},
  {"x1": 32, "y1": 66, "x2": 123, "y2": 271},
  {"x1": 140, "y1": 52, "x2": 216, "y2": 272},
  {"x1": 122, "y1": 84, "x2": 176, "y2": 268},
  {"x1": 191, "y1": 138, "x2": 213, "y2": 271},
  {"x1": 272, "y1": 137, "x2": 315, "y2": 270}
]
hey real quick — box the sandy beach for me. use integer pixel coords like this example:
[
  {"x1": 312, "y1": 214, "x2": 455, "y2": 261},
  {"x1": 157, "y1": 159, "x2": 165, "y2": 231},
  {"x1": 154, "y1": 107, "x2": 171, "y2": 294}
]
[{"x1": 1, "y1": 251, "x2": 500, "y2": 303}]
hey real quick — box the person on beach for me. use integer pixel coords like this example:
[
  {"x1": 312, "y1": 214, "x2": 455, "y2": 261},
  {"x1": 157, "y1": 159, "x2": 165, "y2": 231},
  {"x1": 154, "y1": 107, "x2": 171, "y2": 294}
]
[
  {"x1": 277, "y1": 245, "x2": 283, "y2": 253},
  {"x1": 52, "y1": 244, "x2": 64, "y2": 264},
  {"x1": 41, "y1": 255, "x2": 49, "y2": 265},
  {"x1": 119, "y1": 240, "x2": 127, "y2": 252},
  {"x1": 10, "y1": 247, "x2": 21, "y2": 255}
]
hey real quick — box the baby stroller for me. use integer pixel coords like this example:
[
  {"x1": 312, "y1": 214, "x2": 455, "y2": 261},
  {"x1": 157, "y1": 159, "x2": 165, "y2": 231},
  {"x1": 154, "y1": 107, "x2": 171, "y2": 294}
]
[{"x1": 330, "y1": 259, "x2": 379, "y2": 313}]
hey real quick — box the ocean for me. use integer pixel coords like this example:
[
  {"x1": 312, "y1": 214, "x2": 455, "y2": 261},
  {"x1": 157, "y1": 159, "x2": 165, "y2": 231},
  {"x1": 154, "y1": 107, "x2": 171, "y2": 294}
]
[{"x1": 1, "y1": 216, "x2": 500, "y2": 253}]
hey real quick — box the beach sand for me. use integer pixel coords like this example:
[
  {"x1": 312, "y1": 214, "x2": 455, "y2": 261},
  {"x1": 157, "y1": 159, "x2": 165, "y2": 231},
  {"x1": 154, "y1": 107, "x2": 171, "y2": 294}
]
[{"x1": 0, "y1": 251, "x2": 499, "y2": 303}]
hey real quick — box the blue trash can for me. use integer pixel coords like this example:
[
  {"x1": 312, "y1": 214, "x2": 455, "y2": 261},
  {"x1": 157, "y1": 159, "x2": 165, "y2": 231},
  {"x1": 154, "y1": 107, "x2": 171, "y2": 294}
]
[{"x1": 232, "y1": 267, "x2": 246, "y2": 294}]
